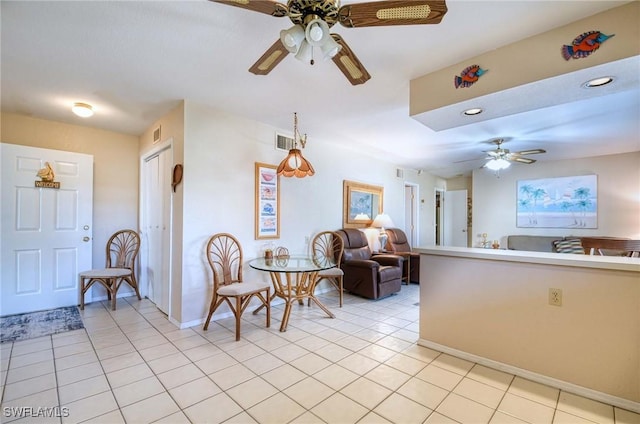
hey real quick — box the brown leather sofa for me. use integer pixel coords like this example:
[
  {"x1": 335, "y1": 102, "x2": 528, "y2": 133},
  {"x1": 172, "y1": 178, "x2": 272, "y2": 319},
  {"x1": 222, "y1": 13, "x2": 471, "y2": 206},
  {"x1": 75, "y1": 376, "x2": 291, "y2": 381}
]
[
  {"x1": 335, "y1": 229, "x2": 403, "y2": 300},
  {"x1": 384, "y1": 228, "x2": 420, "y2": 284}
]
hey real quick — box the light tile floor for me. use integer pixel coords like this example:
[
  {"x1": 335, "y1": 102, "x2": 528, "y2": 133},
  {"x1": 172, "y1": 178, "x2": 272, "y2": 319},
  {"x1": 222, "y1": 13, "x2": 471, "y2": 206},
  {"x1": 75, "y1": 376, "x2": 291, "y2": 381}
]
[{"x1": 1, "y1": 285, "x2": 638, "y2": 424}]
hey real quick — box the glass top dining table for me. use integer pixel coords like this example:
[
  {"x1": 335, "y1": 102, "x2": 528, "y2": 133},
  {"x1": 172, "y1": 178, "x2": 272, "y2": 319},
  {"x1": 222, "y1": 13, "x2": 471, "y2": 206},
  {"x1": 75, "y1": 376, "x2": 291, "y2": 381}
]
[{"x1": 249, "y1": 255, "x2": 337, "y2": 332}]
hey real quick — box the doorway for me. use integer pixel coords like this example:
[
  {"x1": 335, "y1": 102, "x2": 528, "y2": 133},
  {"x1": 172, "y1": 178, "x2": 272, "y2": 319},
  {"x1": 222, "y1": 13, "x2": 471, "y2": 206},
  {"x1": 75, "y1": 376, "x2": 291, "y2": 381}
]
[
  {"x1": 140, "y1": 144, "x2": 172, "y2": 315},
  {"x1": 404, "y1": 183, "x2": 419, "y2": 247},
  {"x1": 443, "y1": 189, "x2": 468, "y2": 247},
  {"x1": 1, "y1": 143, "x2": 93, "y2": 315},
  {"x1": 434, "y1": 188, "x2": 444, "y2": 245}
]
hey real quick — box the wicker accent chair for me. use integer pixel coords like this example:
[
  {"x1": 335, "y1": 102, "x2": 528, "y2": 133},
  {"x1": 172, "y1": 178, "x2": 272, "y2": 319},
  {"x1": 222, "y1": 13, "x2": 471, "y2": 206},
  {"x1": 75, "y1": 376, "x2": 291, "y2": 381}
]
[
  {"x1": 203, "y1": 233, "x2": 271, "y2": 341},
  {"x1": 311, "y1": 231, "x2": 345, "y2": 307},
  {"x1": 79, "y1": 229, "x2": 141, "y2": 310},
  {"x1": 384, "y1": 228, "x2": 420, "y2": 284}
]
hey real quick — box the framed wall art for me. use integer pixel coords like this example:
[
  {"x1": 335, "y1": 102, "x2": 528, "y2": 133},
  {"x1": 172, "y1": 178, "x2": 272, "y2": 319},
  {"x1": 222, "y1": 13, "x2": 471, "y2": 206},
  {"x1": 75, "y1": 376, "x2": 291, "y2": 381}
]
[
  {"x1": 516, "y1": 174, "x2": 597, "y2": 228},
  {"x1": 343, "y1": 180, "x2": 383, "y2": 228},
  {"x1": 255, "y1": 162, "x2": 280, "y2": 239}
]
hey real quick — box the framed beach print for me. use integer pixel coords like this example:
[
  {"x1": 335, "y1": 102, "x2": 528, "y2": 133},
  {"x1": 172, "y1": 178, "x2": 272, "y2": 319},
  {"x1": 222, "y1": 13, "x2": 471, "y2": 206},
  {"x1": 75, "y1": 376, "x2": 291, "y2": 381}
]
[
  {"x1": 516, "y1": 174, "x2": 597, "y2": 228},
  {"x1": 255, "y1": 162, "x2": 280, "y2": 239},
  {"x1": 343, "y1": 180, "x2": 383, "y2": 228}
]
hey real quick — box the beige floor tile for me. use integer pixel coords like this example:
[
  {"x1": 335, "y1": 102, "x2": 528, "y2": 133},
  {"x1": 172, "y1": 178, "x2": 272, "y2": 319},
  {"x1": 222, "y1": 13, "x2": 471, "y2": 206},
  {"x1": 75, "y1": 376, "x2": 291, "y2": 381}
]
[
  {"x1": 242, "y1": 352, "x2": 285, "y2": 375},
  {"x1": 55, "y1": 351, "x2": 98, "y2": 371},
  {"x1": 402, "y1": 344, "x2": 441, "y2": 364},
  {"x1": 194, "y1": 351, "x2": 238, "y2": 375},
  {"x1": 425, "y1": 412, "x2": 459, "y2": 423},
  {"x1": 5, "y1": 360, "x2": 55, "y2": 384},
  {"x1": 181, "y1": 343, "x2": 221, "y2": 362},
  {"x1": 375, "y1": 335, "x2": 414, "y2": 353},
  {"x1": 0, "y1": 388, "x2": 58, "y2": 423},
  {"x1": 170, "y1": 334, "x2": 209, "y2": 351},
  {"x1": 365, "y1": 364, "x2": 411, "y2": 391},
  {"x1": 56, "y1": 362, "x2": 104, "y2": 386},
  {"x1": 53, "y1": 341, "x2": 93, "y2": 359},
  {"x1": 224, "y1": 343, "x2": 266, "y2": 362},
  {"x1": 416, "y1": 363, "x2": 464, "y2": 391},
  {"x1": 112, "y1": 376, "x2": 165, "y2": 407},
  {"x1": 106, "y1": 363, "x2": 154, "y2": 388},
  {"x1": 209, "y1": 363, "x2": 257, "y2": 391},
  {"x1": 508, "y1": 377, "x2": 559, "y2": 408},
  {"x1": 52, "y1": 330, "x2": 89, "y2": 347},
  {"x1": 157, "y1": 363, "x2": 205, "y2": 389},
  {"x1": 553, "y1": 410, "x2": 596, "y2": 423},
  {"x1": 167, "y1": 376, "x2": 222, "y2": 409},
  {"x1": 98, "y1": 351, "x2": 144, "y2": 373},
  {"x1": 62, "y1": 391, "x2": 118, "y2": 424},
  {"x1": 138, "y1": 343, "x2": 179, "y2": 362},
  {"x1": 311, "y1": 392, "x2": 368, "y2": 424},
  {"x1": 226, "y1": 377, "x2": 278, "y2": 409},
  {"x1": 288, "y1": 411, "x2": 325, "y2": 424},
  {"x1": 313, "y1": 363, "x2": 359, "y2": 390},
  {"x1": 269, "y1": 342, "x2": 309, "y2": 362},
  {"x1": 313, "y1": 342, "x2": 353, "y2": 362},
  {"x1": 467, "y1": 364, "x2": 514, "y2": 391},
  {"x1": 454, "y1": 377, "x2": 506, "y2": 409},
  {"x1": 80, "y1": 409, "x2": 125, "y2": 424},
  {"x1": 488, "y1": 411, "x2": 529, "y2": 423},
  {"x1": 358, "y1": 344, "x2": 397, "y2": 362},
  {"x1": 556, "y1": 391, "x2": 614, "y2": 423},
  {"x1": 153, "y1": 411, "x2": 191, "y2": 424},
  {"x1": 183, "y1": 392, "x2": 242, "y2": 424},
  {"x1": 246, "y1": 392, "x2": 306, "y2": 424},
  {"x1": 498, "y1": 393, "x2": 555, "y2": 424},
  {"x1": 357, "y1": 412, "x2": 394, "y2": 424},
  {"x1": 431, "y1": 353, "x2": 475, "y2": 376},
  {"x1": 146, "y1": 352, "x2": 191, "y2": 374},
  {"x1": 223, "y1": 411, "x2": 259, "y2": 424},
  {"x1": 8, "y1": 349, "x2": 53, "y2": 369},
  {"x1": 289, "y1": 352, "x2": 332, "y2": 375},
  {"x1": 396, "y1": 377, "x2": 449, "y2": 410},
  {"x1": 384, "y1": 353, "x2": 428, "y2": 376},
  {"x1": 374, "y1": 392, "x2": 432, "y2": 423},
  {"x1": 436, "y1": 392, "x2": 494, "y2": 424},
  {"x1": 130, "y1": 334, "x2": 168, "y2": 351},
  {"x1": 120, "y1": 392, "x2": 180, "y2": 424},
  {"x1": 340, "y1": 377, "x2": 393, "y2": 410},
  {"x1": 284, "y1": 376, "x2": 335, "y2": 409},
  {"x1": 338, "y1": 352, "x2": 381, "y2": 375},
  {"x1": 11, "y1": 339, "x2": 52, "y2": 357},
  {"x1": 3, "y1": 373, "x2": 57, "y2": 402},
  {"x1": 260, "y1": 363, "x2": 307, "y2": 391},
  {"x1": 58, "y1": 374, "x2": 110, "y2": 404},
  {"x1": 614, "y1": 407, "x2": 640, "y2": 424}
]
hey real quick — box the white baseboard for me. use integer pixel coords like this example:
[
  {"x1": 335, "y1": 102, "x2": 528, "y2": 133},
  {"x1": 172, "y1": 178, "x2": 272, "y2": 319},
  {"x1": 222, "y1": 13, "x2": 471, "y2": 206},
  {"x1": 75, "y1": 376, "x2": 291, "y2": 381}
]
[{"x1": 418, "y1": 339, "x2": 640, "y2": 414}]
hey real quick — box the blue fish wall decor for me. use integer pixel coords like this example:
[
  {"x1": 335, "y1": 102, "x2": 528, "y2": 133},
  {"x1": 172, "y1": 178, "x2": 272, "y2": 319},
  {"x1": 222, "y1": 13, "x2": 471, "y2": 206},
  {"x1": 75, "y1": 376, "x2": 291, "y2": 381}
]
[{"x1": 561, "y1": 30, "x2": 614, "y2": 60}]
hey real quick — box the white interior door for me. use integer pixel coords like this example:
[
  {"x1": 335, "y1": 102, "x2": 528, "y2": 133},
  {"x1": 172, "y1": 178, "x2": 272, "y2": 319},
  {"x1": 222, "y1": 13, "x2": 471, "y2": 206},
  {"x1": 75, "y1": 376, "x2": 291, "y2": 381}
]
[
  {"x1": 1, "y1": 143, "x2": 93, "y2": 315},
  {"x1": 141, "y1": 146, "x2": 172, "y2": 314},
  {"x1": 443, "y1": 189, "x2": 468, "y2": 247}
]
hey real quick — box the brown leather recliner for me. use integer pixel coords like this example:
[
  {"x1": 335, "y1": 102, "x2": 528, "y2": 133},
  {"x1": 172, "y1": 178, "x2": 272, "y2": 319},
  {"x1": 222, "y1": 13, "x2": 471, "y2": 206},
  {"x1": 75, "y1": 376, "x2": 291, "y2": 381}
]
[
  {"x1": 336, "y1": 229, "x2": 403, "y2": 300},
  {"x1": 385, "y1": 228, "x2": 420, "y2": 284}
]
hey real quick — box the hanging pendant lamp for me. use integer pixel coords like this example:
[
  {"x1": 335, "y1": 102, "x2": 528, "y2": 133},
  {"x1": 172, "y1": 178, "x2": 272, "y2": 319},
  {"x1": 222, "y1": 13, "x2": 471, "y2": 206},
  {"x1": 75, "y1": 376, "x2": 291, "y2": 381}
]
[{"x1": 277, "y1": 113, "x2": 315, "y2": 178}]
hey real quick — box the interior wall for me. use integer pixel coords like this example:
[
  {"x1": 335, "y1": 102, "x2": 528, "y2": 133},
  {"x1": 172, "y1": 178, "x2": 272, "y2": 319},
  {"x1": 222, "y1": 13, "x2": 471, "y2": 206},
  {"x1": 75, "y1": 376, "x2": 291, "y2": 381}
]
[
  {"x1": 472, "y1": 152, "x2": 640, "y2": 247},
  {"x1": 0, "y1": 112, "x2": 139, "y2": 268},
  {"x1": 177, "y1": 101, "x2": 439, "y2": 325}
]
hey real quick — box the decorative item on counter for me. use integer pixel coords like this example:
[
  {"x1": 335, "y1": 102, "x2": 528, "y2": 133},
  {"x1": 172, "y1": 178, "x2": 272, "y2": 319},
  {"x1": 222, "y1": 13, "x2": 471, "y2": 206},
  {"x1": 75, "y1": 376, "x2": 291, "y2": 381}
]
[
  {"x1": 561, "y1": 31, "x2": 614, "y2": 60},
  {"x1": 454, "y1": 64, "x2": 487, "y2": 89},
  {"x1": 275, "y1": 246, "x2": 289, "y2": 259},
  {"x1": 480, "y1": 233, "x2": 489, "y2": 248},
  {"x1": 492, "y1": 240, "x2": 500, "y2": 249},
  {"x1": 264, "y1": 249, "x2": 273, "y2": 260}
]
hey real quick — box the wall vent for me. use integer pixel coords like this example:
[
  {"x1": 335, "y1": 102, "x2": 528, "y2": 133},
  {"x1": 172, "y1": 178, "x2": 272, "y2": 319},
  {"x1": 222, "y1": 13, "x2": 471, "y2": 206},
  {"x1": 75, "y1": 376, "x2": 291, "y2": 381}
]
[
  {"x1": 275, "y1": 132, "x2": 294, "y2": 152},
  {"x1": 153, "y1": 126, "x2": 161, "y2": 144},
  {"x1": 396, "y1": 168, "x2": 404, "y2": 179}
]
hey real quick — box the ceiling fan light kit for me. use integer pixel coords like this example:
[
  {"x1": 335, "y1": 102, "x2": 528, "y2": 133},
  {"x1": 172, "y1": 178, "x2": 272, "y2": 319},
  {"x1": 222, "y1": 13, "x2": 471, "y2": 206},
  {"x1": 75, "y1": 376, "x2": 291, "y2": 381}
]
[{"x1": 212, "y1": 0, "x2": 448, "y2": 85}]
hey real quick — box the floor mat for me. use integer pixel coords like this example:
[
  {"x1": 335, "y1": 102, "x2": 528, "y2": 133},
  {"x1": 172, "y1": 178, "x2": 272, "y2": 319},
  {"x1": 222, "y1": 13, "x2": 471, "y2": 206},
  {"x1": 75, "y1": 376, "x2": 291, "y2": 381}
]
[{"x1": 0, "y1": 306, "x2": 84, "y2": 343}]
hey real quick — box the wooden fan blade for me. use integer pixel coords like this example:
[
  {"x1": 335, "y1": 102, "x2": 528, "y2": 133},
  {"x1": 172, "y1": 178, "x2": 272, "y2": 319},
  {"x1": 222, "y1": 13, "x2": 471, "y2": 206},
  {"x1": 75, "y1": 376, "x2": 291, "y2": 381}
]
[
  {"x1": 513, "y1": 149, "x2": 546, "y2": 155},
  {"x1": 338, "y1": 0, "x2": 447, "y2": 28},
  {"x1": 331, "y1": 34, "x2": 371, "y2": 85},
  {"x1": 512, "y1": 157, "x2": 536, "y2": 164},
  {"x1": 211, "y1": 0, "x2": 288, "y2": 17},
  {"x1": 248, "y1": 39, "x2": 290, "y2": 75}
]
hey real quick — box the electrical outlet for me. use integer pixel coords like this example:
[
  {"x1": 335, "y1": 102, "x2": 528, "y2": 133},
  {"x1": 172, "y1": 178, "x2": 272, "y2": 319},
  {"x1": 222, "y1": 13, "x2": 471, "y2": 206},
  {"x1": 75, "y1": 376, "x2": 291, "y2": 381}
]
[{"x1": 549, "y1": 288, "x2": 562, "y2": 306}]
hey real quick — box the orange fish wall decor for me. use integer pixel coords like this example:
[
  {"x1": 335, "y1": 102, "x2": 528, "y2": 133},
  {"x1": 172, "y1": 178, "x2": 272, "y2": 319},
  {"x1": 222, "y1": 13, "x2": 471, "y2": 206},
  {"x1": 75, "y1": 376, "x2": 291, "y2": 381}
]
[
  {"x1": 561, "y1": 30, "x2": 614, "y2": 60},
  {"x1": 454, "y1": 64, "x2": 487, "y2": 89}
]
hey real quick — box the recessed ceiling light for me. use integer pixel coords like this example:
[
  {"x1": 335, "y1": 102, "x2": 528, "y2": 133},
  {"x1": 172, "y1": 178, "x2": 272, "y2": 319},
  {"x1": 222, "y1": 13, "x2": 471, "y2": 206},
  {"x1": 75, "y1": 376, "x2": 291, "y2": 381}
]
[
  {"x1": 463, "y1": 107, "x2": 483, "y2": 116},
  {"x1": 583, "y1": 76, "x2": 614, "y2": 88},
  {"x1": 72, "y1": 102, "x2": 94, "y2": 118}
]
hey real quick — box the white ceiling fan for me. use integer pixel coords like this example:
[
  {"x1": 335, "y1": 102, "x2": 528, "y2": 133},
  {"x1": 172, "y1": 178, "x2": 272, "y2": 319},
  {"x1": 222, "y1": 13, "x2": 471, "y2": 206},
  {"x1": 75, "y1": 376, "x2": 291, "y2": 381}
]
[{"x1": 483, "y1": 138, "x2": 546, "y2": 170}]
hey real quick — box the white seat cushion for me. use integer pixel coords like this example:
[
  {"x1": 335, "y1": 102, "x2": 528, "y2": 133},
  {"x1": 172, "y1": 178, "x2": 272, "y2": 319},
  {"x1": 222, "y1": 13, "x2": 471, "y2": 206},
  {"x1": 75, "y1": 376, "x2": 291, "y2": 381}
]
[
  {"x1": 318, "y1": 268, "x2": 343, "y2": 277},
  {"x1": 79, "y1": 268, "x2": 131, "y2": 278},
  {"x1": 217, "y1": 281, "x2": 270, "y2": 296}
]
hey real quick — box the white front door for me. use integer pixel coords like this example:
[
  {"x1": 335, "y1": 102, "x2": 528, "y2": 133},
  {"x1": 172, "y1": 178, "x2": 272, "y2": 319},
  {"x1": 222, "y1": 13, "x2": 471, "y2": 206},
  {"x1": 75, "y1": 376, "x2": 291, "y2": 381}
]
[
  {"x1": 1, "y1": 143, "x2": 93, "y2": 316},
  {"x1": 443, "y1": 189, "x2": 468, "y2": 247}
]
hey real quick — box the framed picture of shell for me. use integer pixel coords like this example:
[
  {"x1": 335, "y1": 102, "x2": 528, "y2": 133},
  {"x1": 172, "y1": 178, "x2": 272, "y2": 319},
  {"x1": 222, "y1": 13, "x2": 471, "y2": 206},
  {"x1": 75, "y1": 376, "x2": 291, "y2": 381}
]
[{"x1": 255, "y1": 162, "x2": 280, "y2": 239}]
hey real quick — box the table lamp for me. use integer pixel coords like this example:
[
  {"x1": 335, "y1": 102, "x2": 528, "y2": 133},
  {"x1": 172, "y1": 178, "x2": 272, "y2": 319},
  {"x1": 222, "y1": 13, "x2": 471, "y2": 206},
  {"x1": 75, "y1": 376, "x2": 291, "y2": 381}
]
[{"x1": 371, "y1": 213, "x2": 394, "y2": 252}]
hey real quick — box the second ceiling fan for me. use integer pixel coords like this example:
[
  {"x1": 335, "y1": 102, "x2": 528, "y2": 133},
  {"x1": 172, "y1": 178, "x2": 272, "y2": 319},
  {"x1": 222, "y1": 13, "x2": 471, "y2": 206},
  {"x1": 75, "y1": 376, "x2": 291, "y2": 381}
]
[{"x1": 212, "y1": 0, "x2": 448, "y2": 85}]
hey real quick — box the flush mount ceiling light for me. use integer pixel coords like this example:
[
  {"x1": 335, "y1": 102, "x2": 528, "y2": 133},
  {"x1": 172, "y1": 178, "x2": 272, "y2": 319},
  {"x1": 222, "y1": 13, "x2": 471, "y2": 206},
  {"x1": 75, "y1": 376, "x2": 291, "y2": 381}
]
[
  {"x1": 583, "y1": 76, "x2": 614, "y2": 88},
  {"x1": 463, "y1": 107, "x2": 483, "y2": 116},
  {"x1": 276, "y1": 112, "x2": 315, "y2": 178},
  {"x1": 72, "y1": 102, "x2": 94, "y2": 118}
]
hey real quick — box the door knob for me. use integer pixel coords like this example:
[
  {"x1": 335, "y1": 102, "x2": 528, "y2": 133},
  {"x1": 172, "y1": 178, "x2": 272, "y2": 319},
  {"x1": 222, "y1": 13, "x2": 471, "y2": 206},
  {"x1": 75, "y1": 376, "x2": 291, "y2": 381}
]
[
  {"x1": 83, "y1": 225, "x2": 90, "y2": 230},
  {"x1": 83, "y1": 237, "x2": 90, "y2": 242}
]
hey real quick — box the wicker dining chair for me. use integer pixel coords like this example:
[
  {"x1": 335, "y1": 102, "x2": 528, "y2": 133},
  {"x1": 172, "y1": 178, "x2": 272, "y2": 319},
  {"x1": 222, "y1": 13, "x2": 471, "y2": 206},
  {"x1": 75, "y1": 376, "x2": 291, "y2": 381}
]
[
  {"x1": 203, "y1": 233, "x2": 271, "y2": 341},
  {"x1": 79, "y1": 229, "x2": 141, "y2": 310},
  {"x1": 311, "y1": 231, "x2": 345, "y2": 307}
]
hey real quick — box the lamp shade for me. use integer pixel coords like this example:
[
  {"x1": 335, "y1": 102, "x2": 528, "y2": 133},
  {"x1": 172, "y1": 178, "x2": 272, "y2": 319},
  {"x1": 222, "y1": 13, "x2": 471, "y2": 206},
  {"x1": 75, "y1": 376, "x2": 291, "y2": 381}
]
[
  {"x1": 294, "y1": 39, "x2": 313, "y2": 63},
  {"x1": 354, "y1": 213, "x2": 370, "y2": 221},
  {"x1": 276, "y1": 149, "x2": 315, "y2": 178},
  {"x1": 280, "y1": 25, "x2": 305, "y2": 54},
  {"x1": 320, "y1": 35, "x2": 342, "y2": 60},
  {"x1": 305, "y1": 18, "x2": 331, "y2": 47},
  {"x1": 371, "y1": 214, "x2": 394, "y2": 229}
]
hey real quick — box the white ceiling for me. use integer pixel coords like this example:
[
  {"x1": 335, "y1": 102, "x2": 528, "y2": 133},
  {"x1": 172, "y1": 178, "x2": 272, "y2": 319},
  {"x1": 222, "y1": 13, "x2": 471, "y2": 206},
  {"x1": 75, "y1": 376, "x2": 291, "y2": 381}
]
[{"x1": 2, "y1": 0, "x2": 639, "y2": 179}]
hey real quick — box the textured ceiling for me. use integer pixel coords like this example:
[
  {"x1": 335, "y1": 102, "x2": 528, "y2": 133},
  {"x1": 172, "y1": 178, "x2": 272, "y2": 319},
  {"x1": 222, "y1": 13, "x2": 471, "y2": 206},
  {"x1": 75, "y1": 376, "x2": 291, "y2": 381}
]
[{"x1": 1, "y1": 0, "x2": 638, "y2": 178}]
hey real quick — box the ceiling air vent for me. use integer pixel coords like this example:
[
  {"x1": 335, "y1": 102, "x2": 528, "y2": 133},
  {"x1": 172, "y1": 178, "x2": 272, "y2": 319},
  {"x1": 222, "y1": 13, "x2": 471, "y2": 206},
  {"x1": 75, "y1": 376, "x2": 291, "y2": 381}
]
[{"x1": 275, "y1": 132, "x2": 294, "y2": 152}]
